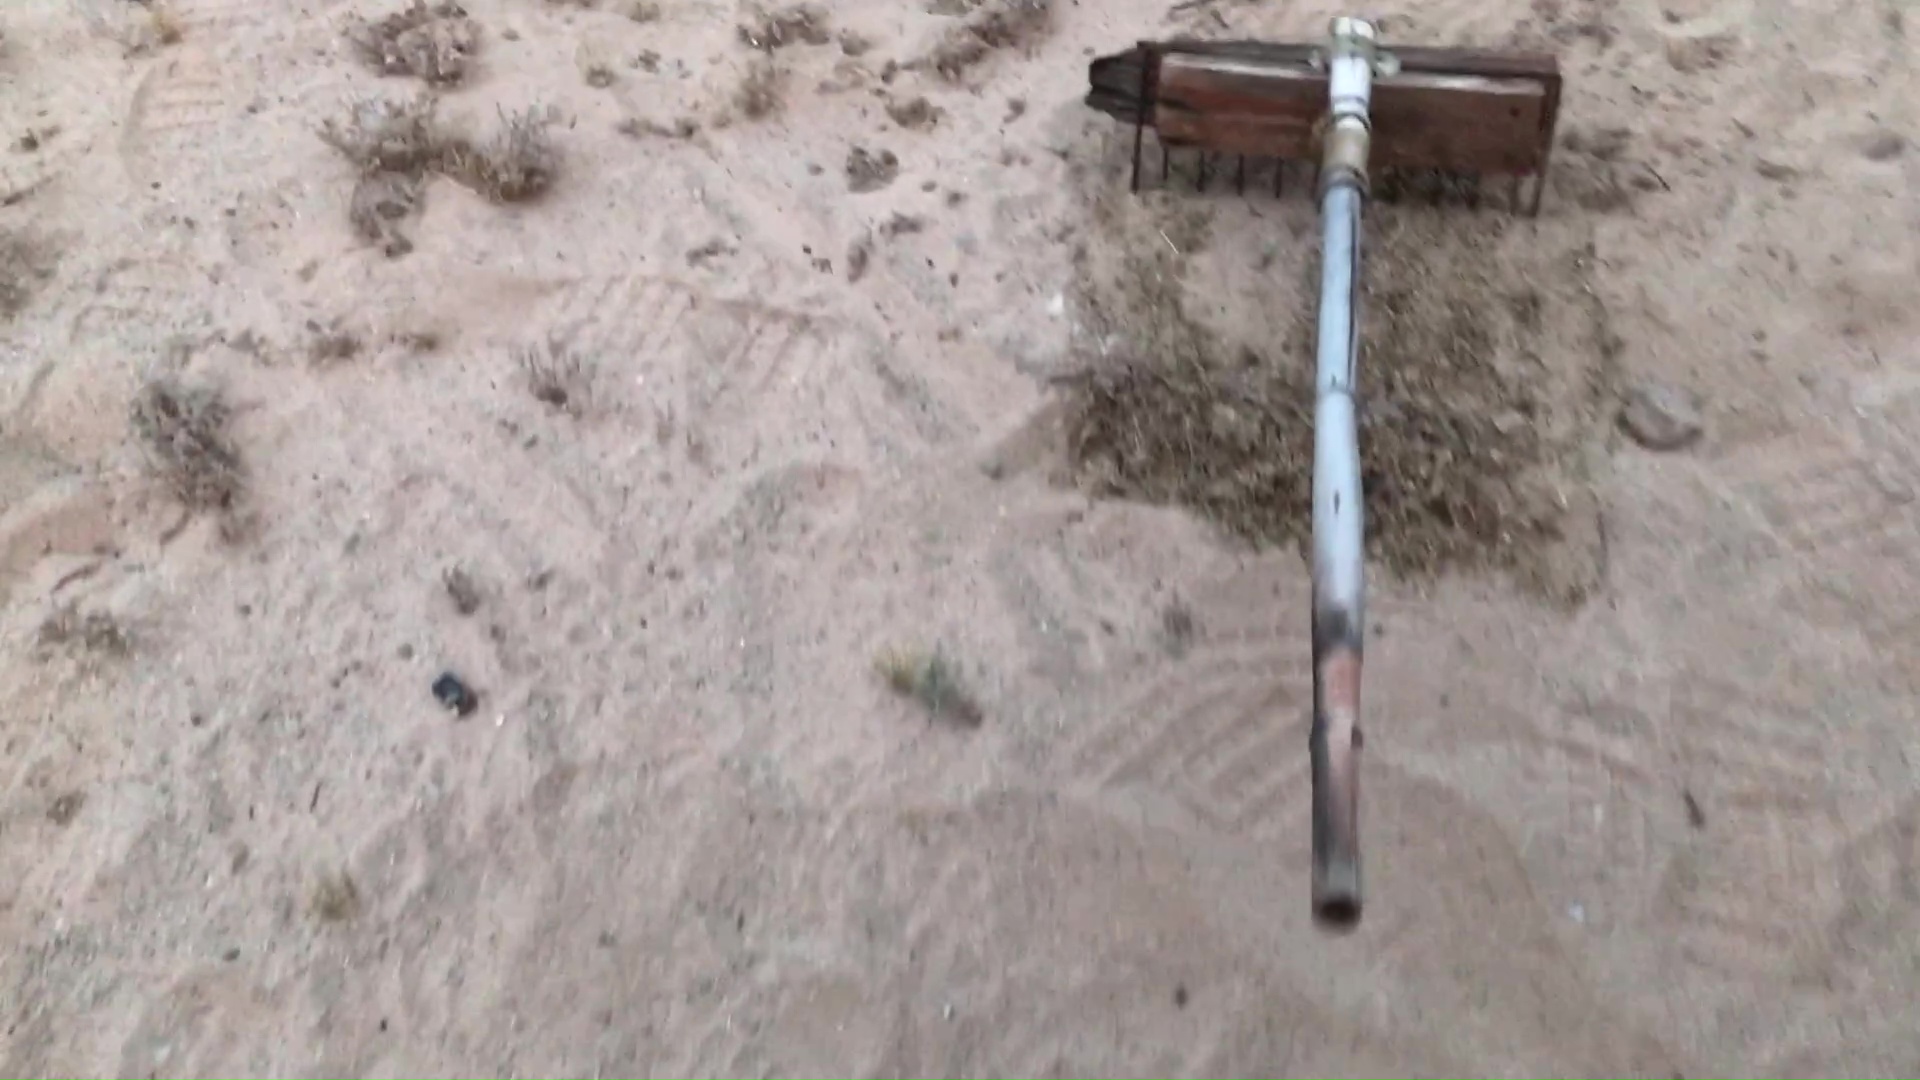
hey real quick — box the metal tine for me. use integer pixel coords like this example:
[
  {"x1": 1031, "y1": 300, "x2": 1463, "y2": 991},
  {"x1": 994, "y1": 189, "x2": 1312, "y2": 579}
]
[
  {"x1": 1162, "y1": 141, "x2": 1171, "y2": 185},
  {"x1": 1236, "y1": 154, "x2": 1247, "y2": 195},
  {"x1": 1273, "y1": 157, "x2": 1285, "y2": 198},
  {"x1": 1196, "y1": 151, "x2": 1211, "y2": 192}
]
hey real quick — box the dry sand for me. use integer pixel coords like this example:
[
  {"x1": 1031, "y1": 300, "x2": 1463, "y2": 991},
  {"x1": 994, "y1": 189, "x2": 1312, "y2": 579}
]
[{"x1": 2, "y1": 0, "x2": 1917, "y2": 1074}]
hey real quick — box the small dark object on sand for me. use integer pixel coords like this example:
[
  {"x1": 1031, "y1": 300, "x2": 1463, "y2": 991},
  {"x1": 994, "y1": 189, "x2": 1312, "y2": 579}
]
[{"x1": 432, "y1": 671, "x2": 479, "y2": 716}]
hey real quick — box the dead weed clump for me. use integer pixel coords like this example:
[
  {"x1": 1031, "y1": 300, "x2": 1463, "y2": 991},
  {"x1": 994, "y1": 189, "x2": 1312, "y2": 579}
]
[
  {"x1": 320, "y1": 95, "x2": 445, "y2": 175},
  {"x1": 875, "y1": 644, "x2": 984, "y2": 728},
  {"x1": 438, "y1": 108, "x2": 560, "y2": 203},
  {"x1": 0, "y1": 230, "x2": 57, "y2": 321},
  {"x1": 1062, "y1": 197, "x2": 1604, "y2": 591},
  {"x1": 736, "y1": 2, "x2": 831, "y2": 51},
  {"x1": 37, "y1": 604, "x2": 132, "y2": 656},
  {"x1": 924, "y1": 0, "x2": 1052, "y2": 80},
  {"x1": 515, "y1": 339, "x2": 591, "y2": 417},
  {"x1": 321, "y1": 97, "x2": 558, "y2": 253},
  {"x1": 347, "y1": 0, "x2": 480, "y2": 86},
  {"x1": 129, "y1": 375, "x2": 246, "y2": 515},
  {"x1": 732, "y1": 56, "x2": 787, "y2": 120},
  {"x1": 310, "y1": 870, "x2": 361, "y2": 923}
]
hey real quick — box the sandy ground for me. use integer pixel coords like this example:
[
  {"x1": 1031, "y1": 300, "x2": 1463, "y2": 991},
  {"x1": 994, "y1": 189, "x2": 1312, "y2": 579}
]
[{"x1": 1, "y1": 0, "x2": 1917, "y2": 1074}]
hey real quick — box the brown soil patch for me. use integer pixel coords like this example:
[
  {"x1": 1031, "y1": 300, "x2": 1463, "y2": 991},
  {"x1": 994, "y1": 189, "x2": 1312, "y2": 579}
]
[{"x1": 1062, "y1": 176, "x2": 1617, "y2": 600}]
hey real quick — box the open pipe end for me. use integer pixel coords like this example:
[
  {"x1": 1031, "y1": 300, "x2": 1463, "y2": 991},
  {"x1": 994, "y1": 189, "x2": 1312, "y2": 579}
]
[
  {"x1": 1313, "y1": 803, "x2": 1359, "y2": 930},
  {"x1": 1312, "y1": 858, "x2": 1363, "y2": 930},
  {"x1": 1310, "y1": 640, "x2": 1364, "y2": 933}
]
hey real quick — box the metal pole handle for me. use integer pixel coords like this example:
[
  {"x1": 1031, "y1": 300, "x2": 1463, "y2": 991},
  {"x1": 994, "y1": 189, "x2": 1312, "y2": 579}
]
[{"x1": 1308, "y1": 15, "x2": 1379, "y2": 929}]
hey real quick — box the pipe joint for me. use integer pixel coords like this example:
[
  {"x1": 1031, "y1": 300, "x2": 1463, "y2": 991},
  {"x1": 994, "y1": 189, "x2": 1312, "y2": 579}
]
[{"x1": 1317, "y1": 117, "x2": 1372, "y2": 199}]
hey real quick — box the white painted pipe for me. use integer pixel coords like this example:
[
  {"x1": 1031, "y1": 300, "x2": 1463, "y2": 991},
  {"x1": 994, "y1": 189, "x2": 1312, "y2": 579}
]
[{"x1": 1308, "y1": 16, "x2": 1376, "y2": 929}]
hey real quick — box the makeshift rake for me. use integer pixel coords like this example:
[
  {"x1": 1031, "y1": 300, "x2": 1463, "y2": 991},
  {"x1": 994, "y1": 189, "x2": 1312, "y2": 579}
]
[{"x1": 1085, "y1": 19, "x2": 1564, "y2": 929}]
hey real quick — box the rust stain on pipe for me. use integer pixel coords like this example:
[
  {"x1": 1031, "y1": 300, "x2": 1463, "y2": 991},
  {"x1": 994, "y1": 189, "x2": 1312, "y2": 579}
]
[{"x1": 1310, "y1": 640, "x2": 1363, "y2": 928}]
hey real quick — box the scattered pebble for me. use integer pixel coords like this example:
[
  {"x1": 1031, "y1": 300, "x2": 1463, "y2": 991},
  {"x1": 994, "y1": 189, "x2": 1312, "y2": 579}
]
[
  {"x1": 1618, "y1": 381, "x2": 1703, "y2": 451},
  {"x1": 47, "y1": 791, "x2": 85, "y2": 826},
  {"x1": 1753, "y1": 157, "x2": 1799, "y2": 181},
  {"x1": 846, "y1": 234, "x2": 872, "y2": 282},
  {"x1": 1683, "y1": 788, "x2": 1707, "y2": 829},
  {"x1": 432, "y1": 672, "x2": 480, "y2": 717}
]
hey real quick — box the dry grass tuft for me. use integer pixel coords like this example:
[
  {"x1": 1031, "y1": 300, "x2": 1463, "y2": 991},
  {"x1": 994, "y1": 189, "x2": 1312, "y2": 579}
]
[
  {"x1": 347, "y1": 170, "x2": 423, "y2": 257},
  {"x1": 925, "y1": 0, "x2": 1051, "y2": 80},
  {"x1": 310, "y1": 870, "x2": 361, "y2": 922},
  {"x1": 732, "y1": 56, "x2": 786, "y2": 120},
  {"x1": 320, "y1": 97, "x2": 560, "y2": 252},
  {"x1": 516, "y1": 339, "x2": 590, "y2": 417},
  {"x1": 37, "y1": 605, "x2": 131, "y2": 656},
  {"x1": 737, "y1": 3, "x2": 830, "y2": 51},
  {"x1": 129, "y1": 375, "x2": 245, "y2": 514},
  {"x1": 440, "y1": 108, "x2": 559, "y2": 203},
  {"x1": 346, "y1": 0, "x2": 479, "y2": 86},
  {"x1": 0, "y1": 230, "x2": 56, "y2": 321},
  {"x1": 885, "y1": 95, "x2": 942, "y2": 130},
  {"x1": 306, "y1": 319, "x2": 364, "y2": 364},
  {"x1": 319, "y1": 95, "x2": 444, "y2": 175},
  {"x1": 875, "y1": 644, "x2": 984, "y2": 728}
]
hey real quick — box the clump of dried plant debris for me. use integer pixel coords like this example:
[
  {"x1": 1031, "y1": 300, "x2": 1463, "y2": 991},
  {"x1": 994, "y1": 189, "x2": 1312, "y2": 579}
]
[
  {"x1": 0, "y1": 230, "x2": 57, "y2": 321},
  {"x1": 515, "y1": 338, "x2": 591, "y2": 417},
  {"x1": 732, "y1": 56, "x2": 787, "y2": 120},
  {"x1": 320, "y1": 94, "x2": 446, "y2": 175},
  {"x1": 438, "y1": 107, "x2": 560, "y2": 203},
  {"x1": 1061, "y1": 196, "x2": 1605, "y2": 592},
  {"x1": 737, "y1": 3, "x2": 831, "y2": 51},
  {"x1": 320, "y1": 96, "x2": 559, "y2": 254},
  {"x1": 129, "y1": 375, "x2": 245, "y2": 514},
  {"x1": 346, "y1": 0, "x2": 480, "y2": 86},
  {"x1": 37, "y1": 604, "x2": 131, "y2": 656},
  {"x1": 310, "y1": 869, "x2": 361, "y2": 923},
  {"x1": 924, "y1": 0, "x2": 1052, "y2": 80},
  {"x1": 82, "y1": 1, "x2": 184, "y2": 55},
  {"x1": 845, "y1": 146, "x2": 899, "y2": 192},
  {"x1": 875, "y1": 644, "x2": 984, "y2": 728}
]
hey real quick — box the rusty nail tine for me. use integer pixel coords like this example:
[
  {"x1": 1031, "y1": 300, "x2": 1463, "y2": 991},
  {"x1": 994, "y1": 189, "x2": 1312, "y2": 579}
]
[
  {"x1": 1236, "y1": 154, "x2": 1247, "y2": 195},
  {"x1": 1129, "y1": 52, "x2": 1150, "y2": 193}
]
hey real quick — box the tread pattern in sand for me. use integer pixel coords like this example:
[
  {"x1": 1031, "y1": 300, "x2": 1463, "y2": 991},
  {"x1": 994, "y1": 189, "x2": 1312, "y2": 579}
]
[
  {"x1": 1726, "y1": 435, "x2": 1917, "y2": 558},
  {"x1": 1652, "y1": 661, "x2": 1855, "y2": 979},
  {"x1": 1062, "y1": 574, "x2": 1313, "y2": 841},
  {"x1": 528, "y1": 274, "x2": 836, "y2": 473},
  {"x1": 118, "y1": 51, "x2": 285, "y2": 196}
]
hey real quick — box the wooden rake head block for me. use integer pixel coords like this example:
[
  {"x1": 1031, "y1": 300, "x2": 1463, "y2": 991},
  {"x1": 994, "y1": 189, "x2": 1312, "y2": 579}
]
[{"x1": 1087, "y1": 38, "x2": 1563, "y2": 210}]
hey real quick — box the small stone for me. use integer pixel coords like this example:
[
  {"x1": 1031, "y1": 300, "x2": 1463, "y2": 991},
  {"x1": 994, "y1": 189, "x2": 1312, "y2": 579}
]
[
  {"x1": 1618, "y1": 382, "x2": 1703, "y2": 451},
  {"x1": 47, "y1": 791, "x2": 85, "y2": 826},
  {"x1": 1753, "y1": 157, "x2": 1799, "y2": 181},
  {"x1": 432, "y1": 672, "x2": 480, "y2": 717},
  {"x1": 1862, "y1": 131, "x2": 1907, "y2": 161}
]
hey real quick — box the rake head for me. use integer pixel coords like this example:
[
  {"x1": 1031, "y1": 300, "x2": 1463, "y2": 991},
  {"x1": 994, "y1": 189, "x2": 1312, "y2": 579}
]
[{"x1": 1087, "y1": 36, "x2": 1563, "y2": 213}]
